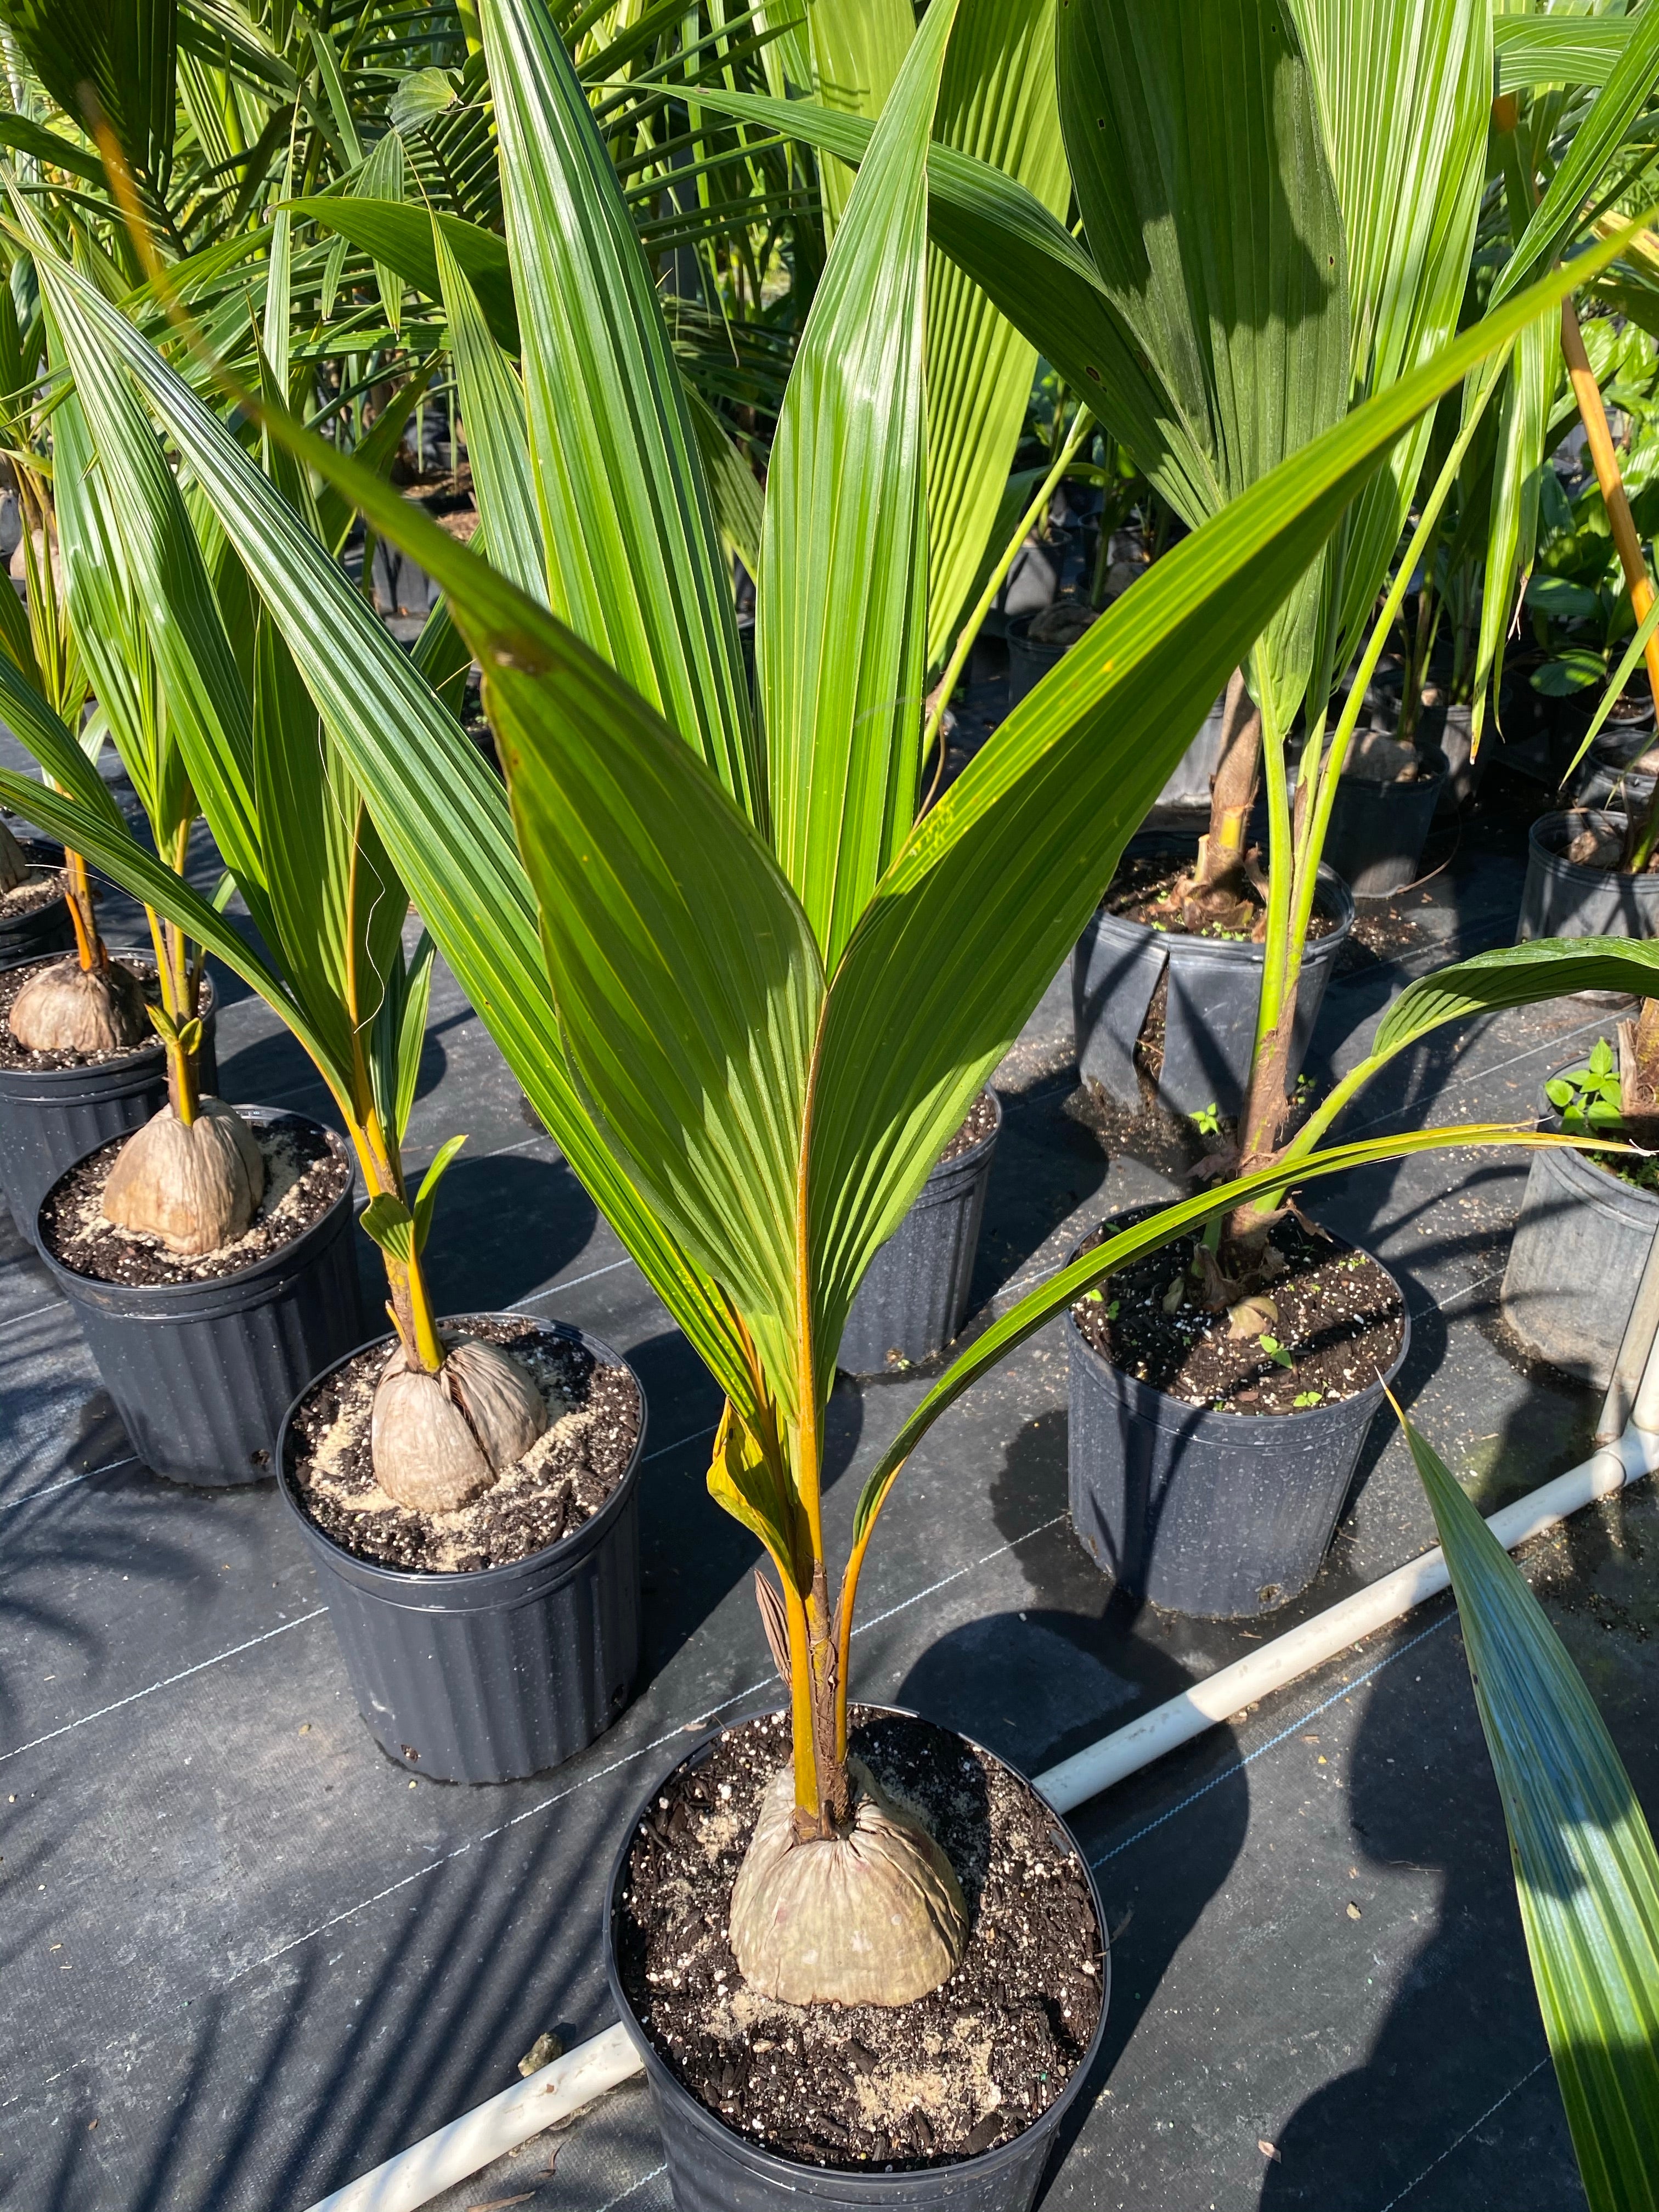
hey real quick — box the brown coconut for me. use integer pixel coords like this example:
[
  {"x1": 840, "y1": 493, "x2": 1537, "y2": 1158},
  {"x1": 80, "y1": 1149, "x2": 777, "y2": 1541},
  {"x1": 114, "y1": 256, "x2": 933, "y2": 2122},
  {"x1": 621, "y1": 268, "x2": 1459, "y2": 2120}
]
[
  {"x1": 729, "y1": 1757, "x2": 968, "y2": 2007},
  {"x1": 370, "y1": 1333, "x2": 549, "y2": 1514},
  {"x1": 8, "y1": 957, "x2": 149, "y2": 1054},
  {"x1": 101, "y1": 1098, "x2": 266, "y2": 1256}
]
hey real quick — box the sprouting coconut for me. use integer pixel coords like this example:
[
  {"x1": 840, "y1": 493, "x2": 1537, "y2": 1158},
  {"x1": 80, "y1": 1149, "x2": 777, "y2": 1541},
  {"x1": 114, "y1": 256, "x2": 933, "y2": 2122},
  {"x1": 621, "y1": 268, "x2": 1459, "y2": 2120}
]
[
  {"x1": 8, "y1": 950, "x2": 149, "y2": 1053},
  {"x1": 370, "y1": 1331, "x2": 548, "y2": 1512},
  {"x1": 102, "y1": 1095, "x2": 266, "y2": 1255},
  {"x1": 729, "y1": 1756, "x2": 968, "y2": 2006}
]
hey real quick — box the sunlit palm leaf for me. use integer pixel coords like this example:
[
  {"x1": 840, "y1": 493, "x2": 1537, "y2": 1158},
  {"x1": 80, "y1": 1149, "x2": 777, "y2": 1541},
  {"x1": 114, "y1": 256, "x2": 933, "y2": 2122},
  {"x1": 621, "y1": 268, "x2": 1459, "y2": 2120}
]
[
  {"x1": 479, "y1": 0, "x2": 760, "y2": 817},
  {"x1": 1058, "y1": 0, "x2": 1350, "y2": 736},
  {"x1": 1397, "y1": 1412, "x2": 1659, "y2": 2212},
  {"x1": 924, "y1": 0, "x2": 1068, "y2": 670},
  {"x1": 759, "y1": 0, "x2": 956, "y2": 966}
]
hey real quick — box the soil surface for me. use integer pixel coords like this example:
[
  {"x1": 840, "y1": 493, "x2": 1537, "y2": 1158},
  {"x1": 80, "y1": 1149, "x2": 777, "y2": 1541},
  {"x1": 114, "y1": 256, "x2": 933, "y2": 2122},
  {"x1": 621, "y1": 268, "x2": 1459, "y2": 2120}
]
[
  {"x1": 616, "y1": 1708, "x2": 1103, "y2": 2171},
  {"x1": 1102, "y1": 851, "x2": 1340, "y2": 943},
  {"x1": 0, "y1": 870, "x2": 64, "y2": 921},
  {"x1": 1071, "y1": 1208, "x2": 1405, "y2": 1414},
  {"x1": 0, "y1": 954, "x2": 208, "y2": 1071},
  {"x1": 937, "y1": 1090, "x2": 998, "y2": 1166},
  {"x1": 285, "y1": 1314, "x2": 641, "y2": 1572},
  {"x1": 40, "y1": 1115, "x2": 348, "y2": 1286}
]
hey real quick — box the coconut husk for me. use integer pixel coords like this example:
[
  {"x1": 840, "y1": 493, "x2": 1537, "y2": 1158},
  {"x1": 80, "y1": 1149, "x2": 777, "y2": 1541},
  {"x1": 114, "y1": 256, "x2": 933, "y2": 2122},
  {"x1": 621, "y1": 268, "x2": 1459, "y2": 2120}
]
[
  {"x1": 8, "y1": 957, "x2": 149, "y2": 1053},
  {"x1": 101, "y1": 1098, "x2": 266, "y2": 1255},
  {"x1": 0, "y1": 818, "x2": 27, "y2": 895},
  {"x1": 729, "y1": 1757, "x2": 968, "y2": 2008},
  {"x1": 370, "y1": 1333, "x2": 549, "y2": 1513}
]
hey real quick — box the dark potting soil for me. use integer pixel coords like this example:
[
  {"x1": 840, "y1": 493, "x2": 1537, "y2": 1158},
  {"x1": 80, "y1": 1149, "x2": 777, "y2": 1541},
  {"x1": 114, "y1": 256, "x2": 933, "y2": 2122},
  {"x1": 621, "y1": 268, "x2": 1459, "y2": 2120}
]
[
  {"x1": 616, "y1": 1707, "x2": 1103, "y2": 2171},
  {"x1": 39, "y1": 1116, "x2": 349, "y2": 1286},
  {"x1": 936, "y1": 1088, "x2": 997, "y2": 1166},
  {"x1": 0, "y1": 869, "x2": 63, "y2": 921},
  {"x1": 1334, "y1": 900, "x2": 1431, "y2": 978},
  {"x1": 0, "y1": 955, "x2": 207, "y2": 1071},
  {"x1": 285, "y1": 1315, "x2": 641, "y2": 1573},
  {"x1": 1102, "y1": 852, "x2": 1340, "y2": 943},
  {"x1": 1071, "y1": 1209, "x2": 1404, "y2": 1414}
]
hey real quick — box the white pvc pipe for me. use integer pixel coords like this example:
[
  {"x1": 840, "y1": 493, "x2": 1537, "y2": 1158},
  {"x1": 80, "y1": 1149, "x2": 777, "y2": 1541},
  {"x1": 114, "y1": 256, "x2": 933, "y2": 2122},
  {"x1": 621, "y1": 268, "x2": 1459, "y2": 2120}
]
[
  {"x1": 307, "y1": 1353, "x2": 1659, "y2": 2212},
  {"x1": 306, "y1": 2023, "x2": 642, "y2": 2212}
]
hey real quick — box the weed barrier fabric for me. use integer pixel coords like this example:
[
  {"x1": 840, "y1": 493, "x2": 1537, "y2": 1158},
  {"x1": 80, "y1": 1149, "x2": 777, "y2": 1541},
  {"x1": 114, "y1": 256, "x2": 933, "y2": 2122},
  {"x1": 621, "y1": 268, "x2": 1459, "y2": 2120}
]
[{"x1": 2, "y1": 822, "x2": 1652, "y2": 2212}]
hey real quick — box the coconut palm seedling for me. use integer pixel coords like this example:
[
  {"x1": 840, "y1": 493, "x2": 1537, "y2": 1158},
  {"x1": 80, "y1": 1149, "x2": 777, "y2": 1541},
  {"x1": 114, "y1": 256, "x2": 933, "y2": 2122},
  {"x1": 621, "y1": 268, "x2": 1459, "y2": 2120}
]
[
  {"x1": 44, "y1": 0, "x2": 1656, "y2": 2021},
  {"x1": 0, "y1": 256, "x2": 549, "y2": 1509}
]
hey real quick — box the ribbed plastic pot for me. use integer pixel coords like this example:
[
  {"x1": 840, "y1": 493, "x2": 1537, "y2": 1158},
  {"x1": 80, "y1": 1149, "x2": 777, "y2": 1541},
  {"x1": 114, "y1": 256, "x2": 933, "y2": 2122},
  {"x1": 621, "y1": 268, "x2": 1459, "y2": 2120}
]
[
  {"x1": 1006, "y1": 609, "x2": 1071, "y2": 707},
  {"x1": 1501, "y1": 1063, "x2": 1658, "y2": 1388},
  {"x1": 1516, "y1": 810, "x2": 1659, "y2": 946},
  {"x1": 604, "y1": 1708, "x2": 1110, "y2": 2212},
  {"x1": 0, "y1": 950, "x2": 219, "y2": 1242},
  {"x1": 1570, "y1": 725, "x2": 1659, "y2": 816},
  {"x1": 837, "y1": 1096, "x2": 1001, "y2": 1374},
  {"x1": 277, "y1": 1318, "x2": 645, "y2": 1784},
  {"x1": 1066, "y1": 1227, "x2": 1411, "y2": 1618},
  {"x1": 1153, "y1": 692, "x2": 1227, "y2": 811},
  {"x1": 37, "y1": 1107, "x2": 362, "y2": 1487},
  {"x1": 1071, "y1": 842, "x2": 1353, "y2": 1116},
  {"x1": 0, "y1": 839, "x2": 72, "y2": 964},
  {"x1": 1322, "y1": 750, "x2": 1447, "y2": 898}
]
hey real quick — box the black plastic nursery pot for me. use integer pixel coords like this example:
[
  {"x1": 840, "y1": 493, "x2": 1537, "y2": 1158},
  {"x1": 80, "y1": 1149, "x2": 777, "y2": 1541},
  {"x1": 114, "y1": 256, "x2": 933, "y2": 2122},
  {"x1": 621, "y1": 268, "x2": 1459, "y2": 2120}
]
[
  {"x1": 0, "y1": 949, "x2": 219, "y2": 1242},
  {"x1": 1071, "y1": 839, "x2": 1354, "y2": 1118},
  {"x1": 603, "y1": 1710, "x2": 1110, "y2": 2212},
  {"x1": 277, "y1": 1319, "x2": 645, "y2": 1784},
  {"x1": 0, "y1": 838, "x2": 72, "y2": 965},
  {"x1": 837, "y1": 1094, "x2": 1001, "y2": 1375},
  {"x1": 1066, "y1": 1228, "x2": 1411, "y2": 1618},
  {"x1": 1516, "y1": 810, "x2": 1659, "y2": 947},
  {"x1": 1570, "y1": 724, "x2": 1659, "y2": 817},
  {"x1": 1321, "y1": 748, "x2": 1447, "y2": 899},
  {"x1": 1500, "y1": 1063, "x2": 1657, "y2": 1389},
  {"x1": 36, "y1": 1106, "x2": 363, "y2": 1487}
]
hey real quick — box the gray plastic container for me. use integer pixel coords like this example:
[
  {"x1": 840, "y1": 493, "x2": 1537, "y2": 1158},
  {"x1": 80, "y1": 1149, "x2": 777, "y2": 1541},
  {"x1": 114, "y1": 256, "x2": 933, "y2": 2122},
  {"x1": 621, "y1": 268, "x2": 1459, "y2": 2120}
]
[
  {"x1": 605, "y1": 1709, "x2": 1109, "y2": 2211},
  {"x1": 37, "y1": 1107, "x2": 362, "y2": 1486},
  {"x1": 1072, "y1": 843, "x2": 1353, "y2": 1117},
  {"x1": 837, "y1": 1096, "x2": 1001, "y2": 1374},
  {"x1": 278, "y1": 1318, "x2": 645, "y2": 1784},
  {"x1": 0, "y1": 949, "x2": 219, "y2": 1241},
  {"x1": 1066, "y1": 1229, "x2": 1410, "y2": 1618},
  {"x1": 1322, "y1": 750, "x2": 1447, "y2": 898},
  {"x1": 0, "y1": 839, "x2": 71, "y2": 965},
  {"x1": 1501, "y1": 1062, "x2": 1657, "y2": 1388},
  {"x1": 1516, "y1": 810, "x2": 1659, "y2": 945}
]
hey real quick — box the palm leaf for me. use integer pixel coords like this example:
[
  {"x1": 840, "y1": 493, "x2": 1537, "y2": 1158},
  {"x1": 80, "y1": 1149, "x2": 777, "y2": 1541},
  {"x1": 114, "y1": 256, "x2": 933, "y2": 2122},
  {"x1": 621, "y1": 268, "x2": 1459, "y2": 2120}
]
[
  {"x1": 478, "y1": 0, "x2": 760, "y2": 817},
  {"x1": 924, "y1": 0, "x2": 1069, "y2": 669},
  {"x1": 1397, "y1": 1410, "x2": 1659, "y2": 2212},
  {"x1": 758, "y1": 0, "x2": 957, "y2": 966},
  {"x1": 1058, "y1": 0, "x2": 1350, "y2": 735},
  {"x1": 431, "y1": 222, "x2": 544, "y2": 605}
]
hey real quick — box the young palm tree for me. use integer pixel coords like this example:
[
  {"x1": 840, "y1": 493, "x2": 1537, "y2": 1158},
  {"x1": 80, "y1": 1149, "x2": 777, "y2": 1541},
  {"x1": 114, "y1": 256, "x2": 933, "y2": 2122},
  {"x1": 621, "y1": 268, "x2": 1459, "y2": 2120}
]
[{"x1": 22, "y1": 0, "x2": 1649, "y2": 2006}]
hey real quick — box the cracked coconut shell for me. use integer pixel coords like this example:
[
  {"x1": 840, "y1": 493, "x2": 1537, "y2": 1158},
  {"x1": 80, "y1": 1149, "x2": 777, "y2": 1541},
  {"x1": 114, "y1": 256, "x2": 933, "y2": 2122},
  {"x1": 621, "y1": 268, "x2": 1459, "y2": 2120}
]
[
  {"x1": 101, "y1": 1098, "x2": 266, "y2": 1256},
  {"x1": 730, "y1": 1757, "x2": 968, "y2": 2007},
  {"x1": 370, "y1": 1333, "x2": 549, "y2": 1513}
]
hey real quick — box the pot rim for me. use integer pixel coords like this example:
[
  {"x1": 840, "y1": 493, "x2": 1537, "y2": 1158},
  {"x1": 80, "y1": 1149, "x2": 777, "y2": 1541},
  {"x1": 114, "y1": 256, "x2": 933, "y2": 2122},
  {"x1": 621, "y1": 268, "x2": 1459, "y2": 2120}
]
[
  {"x1": 603, "y1": 1700, "x2": 1111, "y2": 2191},
  {"x1": 1089, "y1": 852, "x2": 1355, "y2": 961},
  {"x1": 1064, "y1": 1209, "x2": 1412, "y2": 1430},
  {"x1": 1527, "y1": 807, "x2": 1659, "y2": 891},
  {"x1": 0, "y1": 946, "x2": 219, "y2": 1084},
  {"x1": 35, "y1": 1102, "x2": 354, "y2": 1306},
  {"x1": 275, "y1": 1311, "x2": 648, "y2": 1595},
  {"x1": 924, "y1": 1085, "x2": 1003, "y2": 1181}
]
